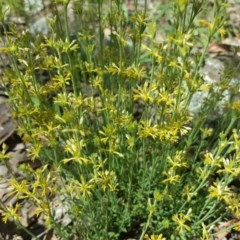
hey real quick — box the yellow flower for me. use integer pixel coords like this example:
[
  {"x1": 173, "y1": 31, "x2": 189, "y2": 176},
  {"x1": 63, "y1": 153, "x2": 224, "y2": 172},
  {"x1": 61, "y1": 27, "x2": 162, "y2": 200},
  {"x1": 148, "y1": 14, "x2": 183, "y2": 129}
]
[
  {"x1": 1, "y1": 203, "x2": 21, "y2": 223},
  {"x1": 72, "y1": 176, "x2": 94, "y2": 198},
  {"x1": 8, "y1": 178, "x2": 29, "y2": 198},
  {"x1": 172, "y1": 210, "x2": 192, "y2": 233},
  {"x1": 208, "y1": 181, "x2": 231, "y2": 201},
  {"x1": 106, "y1": 63, "x2": 121, "y2": 75},
  {"x1": 167, "y1": 150, "x2": 187, "y2": 170},
  {"x1": 133, "y1": 82, "x2": 157, "y2": 103},
  {"x1": 154, "y1": 190, "x2": 163, "y2": 202},
  {"x1": 201, "y1": 128, "x2": 213, "y2": 139},
  {"x1": 63, "y1": 138, "x2": 89, "y2": 165},
  {"x1": 203, "y1": 152, "x2": 221, "y2": 167},
  {"x1": 144, "y1": 234, "x2": 166, "y2": 240},
  {"x1": 123, "y1": 65, "x2": 146, "y2": 80},
  {"x1": 217, "y1": 157, "x2": 240, "y2": 177},
  {"x1": 218, "y1": 28, "x2": 226, "y2": 37},
  {"x1": 99, "y1": 124, "x2": 117, "y2": 144},
  {"x1": 94, "y1": 170, "x2": 117, "y2": 191},
  {"x1": 162, "y1": 169, "x2": 180, "y2": 184},
  {"x1": 138, "y1": 120, "x2": 159, "y2": 139},
  {"x1": 199, "y1": 19, "x2": 212, "y2": 29},
  {"x1": 169, "y1": 61, "x2": 181, "y2": 69},
  {"x1": 224, "y1": 193, "x2": 240, "y2": 217},
  {"x1": 200, "y1": 222, "x2": 213, "y2": 240},
  {"x1": 233, "y1": 221, "x2": 240, "y2": 232}
]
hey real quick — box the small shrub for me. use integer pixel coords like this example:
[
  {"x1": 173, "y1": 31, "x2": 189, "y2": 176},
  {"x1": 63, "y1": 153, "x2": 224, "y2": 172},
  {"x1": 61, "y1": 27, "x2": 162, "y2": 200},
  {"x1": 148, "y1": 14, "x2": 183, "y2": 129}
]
[{"x1": 1, "y1": 0, "x2": 240, "y2": 239}]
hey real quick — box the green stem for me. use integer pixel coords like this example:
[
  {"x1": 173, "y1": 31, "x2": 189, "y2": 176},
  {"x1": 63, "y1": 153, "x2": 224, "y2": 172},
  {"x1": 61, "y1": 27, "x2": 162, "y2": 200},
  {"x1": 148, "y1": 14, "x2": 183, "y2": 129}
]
[
  {"x1": 139, "y1": 199, "x2": 156, "y2": 240},
  {"x1": 97, "y1": 0, "x2": 104, "y2": 67}
]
